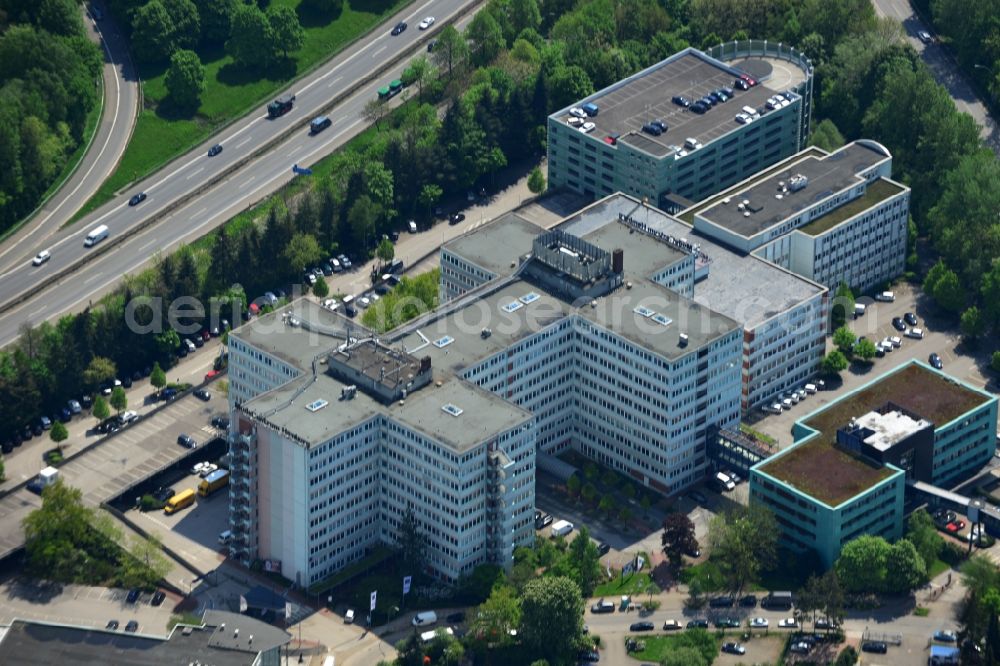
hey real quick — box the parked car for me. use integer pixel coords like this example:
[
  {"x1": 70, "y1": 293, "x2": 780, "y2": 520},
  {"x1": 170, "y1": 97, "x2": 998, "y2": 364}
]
[
  {"x1": 715, "y1": 617, "x2": 740, "y2": 628},
  {"x1": 153, "y1": 487, "x2": 175, "y2": 503},
  {"x1": 933, "y1": 630, "x2": 957, "y2": 643},
  {"x1": 687, "y1": 619, "x2": 709, "y2": 629},
  {"x1": 929, "y1": 353, "x2": 943, "y2": 369},
  {"x1": 892, "y1": 316, "x2": 906, "y2": 331},
  {"x1": 591, "y1": 599, "x2": 615, "y2": 614},
  {"x1": 126, "y1": 589, "x2": 141, "y2": 604},
  {"x1": 449, "y1": 213, "x2": 466, "y2": 225},
  {"x1": 445, "y1": 612, "x2": 465, "y2": 624},
  {"x1": 629, "y1": 621, "x2": 655, "y2": 632},
  {"x1": 904, "y1": 312, "x2": 918, "y2": 326},
  {"x1": 750, "y1": 617, "x2": 769, "y2": 628},
  {"x1": 662, "y1": 619, "x2": 682, "y2": 631},
  {"x1": 151, "y1": 591, "x2": 166, "y2": 606},
  {"x1": 211, "y1": 415, "x2": 230, "y2": 430},
  {"x1": 862, "y1": 640, "x2": 888, "y2": 654},
  {"x1": 790, "y1": 641, "x2": 811, "y2": 654},
  {"x1": 194, "y1": 389, "x2": 211, "y2": 401},
  {"x1": 918, "y1": 30, "x2": 934, "y2": 44},
  {"x1": 177, "y1": 434, "x2": 197, "y2": 449},
  {"x1": 709, "y1": 595, "x2": 735, "y2": 608},
  {"x1": 597, "y1": 542, "x2": 611, "y2": 556},
  {"x1": 125, "y1": 620, "x2": 139, "y2": 633},
  {"x1": 106, "y1": 619, "x2": 119, "y2": 630},
  {"x1": 778, "y1": 617, "x2": 799, "y2": 628},
  {"x1": 721, "y1": 642, "x2": 746, "y2": 655}
]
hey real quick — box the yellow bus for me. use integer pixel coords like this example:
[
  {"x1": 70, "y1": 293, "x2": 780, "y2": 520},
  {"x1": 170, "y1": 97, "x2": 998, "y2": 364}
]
[{"x1": 164, "y1": 488, "x2": 196, "y2": 514}]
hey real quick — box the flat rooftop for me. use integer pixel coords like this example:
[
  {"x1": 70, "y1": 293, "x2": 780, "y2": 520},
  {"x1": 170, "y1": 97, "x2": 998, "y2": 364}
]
[
  {"x1": 240, "y1": 334, "x2": 531, "y2": 452},
  {"x1": 554, "y1": 49, "x2": 804, "y2": 158},
  {"x1": 391, "y1": 273, "x2": 738, "y2": 371},
  {"x1": 856, "y1": 410, "x2": 932, "y2": 452},
  {"x1": 757, "y1": 362, "x2": 993, "y2": 506},
  {"x1": 557, "y1": 194, "x2": 825, "y2": 329},
  {"x1": 443, "y1": 213, "x2": 544, "y2": 277},
  {"x1": 757, "y1": 436, "x2": 898, "y2": 507},
  {"x1": 231, "y1": 298, "x2": 351, "y2": 370},
  {"x1": 798, "y1": 178, "x2": 906, "y2": 236},
  {"x1": 0, "y1": 619, "x2": 267, "y2": 666},
  {"x1": 696, "y1": 142, "x2": 891, "y2": 238}
]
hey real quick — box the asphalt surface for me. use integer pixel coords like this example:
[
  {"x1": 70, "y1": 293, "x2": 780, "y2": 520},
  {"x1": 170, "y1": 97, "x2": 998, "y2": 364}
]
[
  {"x1": 0, "y1": 0, "x2": 478, "y2": 346},
  {"x1": 0, "y1": 2, "x2": 138, "y2": 268},
  {"x1": 872, "y1": 0, "x2": 1000, "y2": 153}
]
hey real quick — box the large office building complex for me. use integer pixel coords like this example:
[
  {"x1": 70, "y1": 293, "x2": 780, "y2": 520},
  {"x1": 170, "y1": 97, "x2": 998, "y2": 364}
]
[
  {"x1": 547, "y1": 44, "x2": 813, "y2": 210},
  {"x1": 684, "y1": 140, "x2": 910, "y2": 293},
  {"x1": 442, "y1": 194, "x2": 827, "y2": 414},
  {"x1": 228, "y1": 222, "x2": 744, "y2": 585},
  {"x1": 750, "y1": 361, "x2": 998, "y2": 567}
]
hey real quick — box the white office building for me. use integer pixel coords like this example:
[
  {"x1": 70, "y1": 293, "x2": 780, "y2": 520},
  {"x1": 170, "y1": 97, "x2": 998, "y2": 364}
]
[{"x1": 686, "y1": 140, "x2": 910, "y2": 293}]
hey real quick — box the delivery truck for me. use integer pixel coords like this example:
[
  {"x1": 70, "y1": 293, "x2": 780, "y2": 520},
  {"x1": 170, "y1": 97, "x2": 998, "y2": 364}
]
[
  {"x1": 198, "y1": 469, "x2": 229, "y2": 497},
  {"x1": 164, "y1": 488, "x2": 196, "y2": 514}
]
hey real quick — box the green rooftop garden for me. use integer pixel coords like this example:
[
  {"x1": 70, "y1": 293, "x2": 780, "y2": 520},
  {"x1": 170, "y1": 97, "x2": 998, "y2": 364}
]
[{"x1": 797, "y1": 178, "x2": 905, "y2": 236}]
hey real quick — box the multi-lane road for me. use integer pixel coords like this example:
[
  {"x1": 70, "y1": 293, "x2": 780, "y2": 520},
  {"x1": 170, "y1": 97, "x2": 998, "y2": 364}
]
[{"x1": 0, "y1": 0, "x2": 479, "y2": 346}]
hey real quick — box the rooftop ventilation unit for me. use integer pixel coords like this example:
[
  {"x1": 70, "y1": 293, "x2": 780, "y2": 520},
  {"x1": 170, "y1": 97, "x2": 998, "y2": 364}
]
[
  {"x1": 679, "y1": 333, "x2": 689, "y2": 347},
  {"x1": 633, "y1": 306, "x2": 655, "y2": 318},
  {"x1": 481, "y1": 328, "x2": 492, "y2": 338},
  {"x1": 341, "y1": 385, "x2": 357, "y2": 400},
  {"x1": 442, "y1": 403, "x2": 464, "y2": 417},
  {"x1": 651, "y1": 313, "x2": 673, "y2": 326},
  {"x1": 502, "y1": 301, "x2": 524, "y2": 313},
  {"x1": 788, "y1": 174, "x2": 808, "y2": 191},
  {"x1": 306, "y1": 399, "x2": 329, "y2": 412},
  {"x1": 433, "y1": 335, "x2": 455, "y2": 348},
  {"x1": 722, "y1": 197, "x2": 731, "y2": 204},
  {"x1": 519, "y1": 292, "x2": 540, "y2": 304}
]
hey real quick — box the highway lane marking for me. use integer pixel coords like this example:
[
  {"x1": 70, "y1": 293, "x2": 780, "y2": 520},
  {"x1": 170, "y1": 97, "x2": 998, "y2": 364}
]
[
  {"x1": 235, "y1": 135, "x2": 254, "y2": 149},
  {"x1": 29, "y1": 307, "x2": 46, "y2": 319},
  {"x1": 287, "y1": 146, "x2": 302, "y2": 157},
  {"x1": 83, "y1": 272, "x2": 104, "y2": 285},
  {"x1": 327, "y1": 75, "x2": 343, "y2": 88},
  {"x1": 138, "y1": 239, "x2": 158, "y2": 253},
  {"x1": 373, "y1": 46, "x2": 386, "y2": 57},
  {"x1": 193, "y1": 207, "x2": 207, "y2": 217},
  {"x1": 238, "y1": 176, "x2": 256, "y2": 190},
  {"x1": 185, "y1": 166, "x2": 205, "y2": 180}
]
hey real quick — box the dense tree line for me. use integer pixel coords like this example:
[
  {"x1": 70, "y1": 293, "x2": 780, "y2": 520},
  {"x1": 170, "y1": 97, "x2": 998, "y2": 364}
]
[{"x1": 0, "y1": 0, "x2": 102, "y2": 233}]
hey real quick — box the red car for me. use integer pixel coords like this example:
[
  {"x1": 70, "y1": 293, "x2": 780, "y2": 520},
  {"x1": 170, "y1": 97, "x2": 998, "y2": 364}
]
[
  {"x1": 740, "y1": 74, "x2": 757, "y2": 87},
  {"x1": 205, "y1": 369, "x2": 221, "y2": 381},
  {"x1": 945, "y1": 520, "x2": 965, "y2": 533}
]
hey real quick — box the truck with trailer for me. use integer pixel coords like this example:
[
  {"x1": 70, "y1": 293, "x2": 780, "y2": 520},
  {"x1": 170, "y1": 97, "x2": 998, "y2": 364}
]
[
  {"x1": 198, "y1": 469, "x2": 229, "y2": 497},
  {"x1": 267, "y1": 94, "x2": 296, "y2": 118}
]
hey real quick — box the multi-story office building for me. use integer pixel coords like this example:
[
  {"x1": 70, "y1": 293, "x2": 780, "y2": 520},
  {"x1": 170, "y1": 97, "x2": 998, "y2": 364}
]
[
  {"x1": 547, "y1": 45, "x2": 813, "y2": 210},
  {"x1": 685, "y1": 140, "x2": 910, "y2": 293},
  {"x1": 229, "y1": 226, "x2": 744, "y2": 585},
  {"x1": 442, "y1": 194, "x2": 827, "y2": 414},
  {"x1": 750, "y1": 361, "x2": 998, "y2": 567}
]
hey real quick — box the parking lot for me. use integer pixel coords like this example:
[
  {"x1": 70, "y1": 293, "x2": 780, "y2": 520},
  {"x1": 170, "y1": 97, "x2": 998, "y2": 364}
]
[
  {"x1": 0, "y1": 579, "x2": 177, "y2": 636},
  {"x1": 754, "y1": 282, "x2": 989, "y2": 446}
]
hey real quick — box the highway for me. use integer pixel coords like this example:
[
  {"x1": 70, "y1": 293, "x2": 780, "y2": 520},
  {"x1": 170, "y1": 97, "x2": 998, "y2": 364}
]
[
  {"x1": 872, "y1": 0, "x2": 1000, "y2": 153},
  {"x1": 0, "y1": 0, "x2": 478, "y2": 346},
  {"x1": 0, "y1": 1, "x2": 139, "y2": 267}
]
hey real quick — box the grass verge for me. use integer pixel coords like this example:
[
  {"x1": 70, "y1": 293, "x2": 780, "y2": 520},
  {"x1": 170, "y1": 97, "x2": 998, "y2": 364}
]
[
  {"x1": 71, "y1": 0, "x2": 412, "y2": 223},
  {"x1": 627, "y1": 629, "x2": 717, "y2": 662},
  {"x1": 594, "y1": 570, "x2": 659, "y2": 598}
]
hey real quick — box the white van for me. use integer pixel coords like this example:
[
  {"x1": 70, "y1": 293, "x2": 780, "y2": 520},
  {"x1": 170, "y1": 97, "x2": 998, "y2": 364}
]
[
  {"x1": 218, "y1": 530, "x2": 233, "y2": 545},
  {"x1": 714, "y1": 471, "x2": 735, "y2": 492},
  {"x1": 906, "y1": 327, "x2": 924, "y2": 339},
  {"x1": 420, "y1": 627, "x2": 454, "y2": 644},
  {"x1": 412, "y1": 611, "x2": 438, "y2": 627},
  {"x1": 342, "y1": 294, "x2": 355, "y2": 306},
  {"x1": 84, "y1": 224, "x2": 110, "y2": 247},
  {"x1": 550, "y1": 519, "x2": 574, "y2": 537},
  {"x1": 854, "y1": 303, "x2": 866, "y2": 318},
  {"x1": 875, "y1": 291, "x2": 895, "y2": 302}
]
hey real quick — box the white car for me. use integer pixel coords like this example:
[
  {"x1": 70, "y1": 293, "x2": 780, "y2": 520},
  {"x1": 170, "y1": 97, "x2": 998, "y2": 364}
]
[
  {"x1": 418, "y1": 16, "x2": 435, "y2": 29},
  {"x1": 749, "y1": 617, "x2": 769, "y2": 628},
  {"x1": 32, "y1": 250, "x2": 51, "y2": 266},
  {"x1": 778, "y1": 617, "x2": 798, "y2": 628},
  {"x1": 199, "y1": 463, "x2": 218, "y2": 478},
  {"x1": 567, "y1": 116, "x2": 584, "y2": 127},
  {"x1": 579, "y1": 121, "x2": 596, "y2": 133},
  {"x1": 191, "y1": 461, "x2": 208, "y2": 476},
  {"x1": 119, "y1": 410, "x2": 139, "y2": 425},
  {"x1": 735, "y1": 113, "x2": 750, "y2": 124},
  {"x1": 880, "y1": 337, "x2": 894, "y2": 351},
  {"x1": 569, "y1": 107, "x2": 587, "y2": 118},
  {"x1": 889, "y1": 336, "x2": 902, "y2": 348},
  {"x1": 358, "y1": 296, "x2": 371, "y2": 308}
]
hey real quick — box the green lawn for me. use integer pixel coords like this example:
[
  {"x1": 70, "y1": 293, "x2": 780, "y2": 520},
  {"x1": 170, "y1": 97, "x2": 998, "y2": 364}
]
[
  {"x1": 679, "y1": 560, "x2": 727, "y2": 593},
  {"x1": 594, "y1": 570, "x2": 659, "y2": 598},
  {"x1": 928, "y1": 557, "x2": 951, "y2": 579},
  {"x1": 628, "y1": 630, "x2": 717, "y2": 663},
  {"x1": 72, "y1": 0, "x2": 412, "y2": 223}
]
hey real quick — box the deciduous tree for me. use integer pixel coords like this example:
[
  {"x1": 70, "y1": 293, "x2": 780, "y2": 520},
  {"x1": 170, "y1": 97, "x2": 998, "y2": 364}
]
[
  {"x1": 267, "y1": 5, "x2": 304, "y2": 59},
  {"x1": 226, "y1": 4, "x2": 274, "y2": 69},
  {"x1": 565, "y1": 525, "x2": 602, "y2": 596},
  {"x1": 835, "y1": 534, "x2": 890, "y2": 593},
  {"x1": 885, "y1": 539, "x2": 927, "y2": 593},
  {"x1": 527, "y1": 166, "x2": 546, "y2": 194},
  {"x1": 49, "y1": 421, "x2": 68, "y2": 451},
  {"x1": 853, "y1": 338, "x2": 877, "y2": 362},
  {"x1": 165, "y1": 49, "x2": 205, "y2": 108},
  {"x1": 707, "y1": 504, "x2": 778, "y2": 594},
  {"x1": 661, "y1": 512, "x2": 698, "y2": 570},
  {"x1": 519, "y1": 576, "x2": 584, "y2": 661},
  {"x1": 833, "y1": 326, "x2": 856, "y2": 353},
  {"x1": 110, "y1": 386, "x2": 128, "y2": 414},
  {"x1": 150, "y1": 362, "x2": 167, "y2": 390},
  {"x1": 131, "y1": 0, "x2": 176, "y2": 63},
  {"x1": 92, "y1": 396, "x2": 110, "y2": 423}
]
